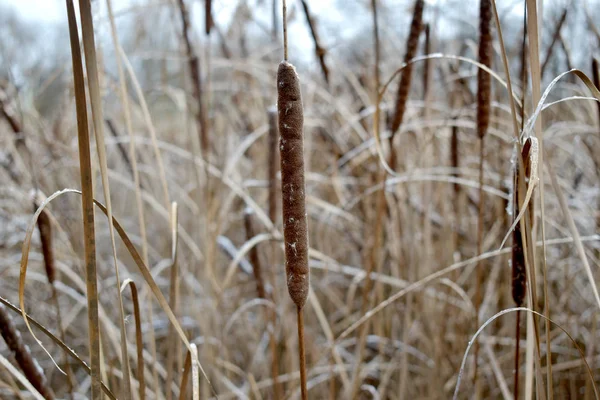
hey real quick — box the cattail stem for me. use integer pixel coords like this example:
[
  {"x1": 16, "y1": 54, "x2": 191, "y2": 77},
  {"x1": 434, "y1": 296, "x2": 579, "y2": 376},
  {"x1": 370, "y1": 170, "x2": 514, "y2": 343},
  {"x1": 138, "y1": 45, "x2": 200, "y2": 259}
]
[
  {"x1": 540, "y1": 7, "x2": 568, "y2": 78},
  {"x1": 282, "y1": 0, "x2": 288, "y2": 61},
  {"x1": 514, "y1": 309, "x2": 521, "y2": 399},
  {"x1": 177, "y1": 0, "x2": 208, "y2": 158},
  {"x1": 297, "y1": 306, "x2": 308, "y2": 400}
]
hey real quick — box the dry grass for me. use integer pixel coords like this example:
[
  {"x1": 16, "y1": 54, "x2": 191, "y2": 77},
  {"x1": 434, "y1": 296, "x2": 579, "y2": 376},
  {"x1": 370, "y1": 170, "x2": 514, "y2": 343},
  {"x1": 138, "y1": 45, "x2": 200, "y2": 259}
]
[{"x1": 1, "y1": 0, "x2": 600, "y2": 399}]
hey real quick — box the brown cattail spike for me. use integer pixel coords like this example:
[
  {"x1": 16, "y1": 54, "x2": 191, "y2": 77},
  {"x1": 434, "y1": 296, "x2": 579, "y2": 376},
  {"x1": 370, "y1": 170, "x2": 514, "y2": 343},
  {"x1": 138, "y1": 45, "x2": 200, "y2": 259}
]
[
  {"x1": 277, "y1": 61, "x2": 309, "y2": 309},
  {"x1": 389, "y1": 0, "x2": 424, "y2": 136},
  {"x1": 35, "y1": 203, "x2": 55, "y2": 285},
  {"x1": 477, "y1": 0, "x2": 492, "y2": 138},
  {"x1": 592, "y1": 57, "x2": 600, "y2": 124},
  {"x1": 0, "y1": 304, "x2": 55, "y2": 399},
  {"x1": 512, "y1": 138, "x2": 533, "y2": 306},
  {"x1": 205, "y1": 0, "x2": 212, "y2": 35}
]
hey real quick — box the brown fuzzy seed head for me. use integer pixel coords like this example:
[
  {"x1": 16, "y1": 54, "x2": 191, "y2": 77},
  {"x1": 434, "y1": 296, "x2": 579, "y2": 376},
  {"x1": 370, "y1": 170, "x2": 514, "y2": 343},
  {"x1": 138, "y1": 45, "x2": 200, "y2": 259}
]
[
  {"x1": 511, "y1": 219, "x2": 526, "y2": 306},
  {"x1": 389, "y1": 0, "x2": 425, "y2": 135},
  {"x1": 36, "y1": 206, "x2": 55, "y2": 284},
  {"x1": 592, "y1": 57, "x2": 600, "y2": 119},
  {"x1": 511, "y1": 139, "x2": 532, "y2": 306},
  {"x1": 277, "y1": 61, "x2": 309, "y2": 309},
  {"x1": 477, "y1": 0, "x2": 492, "y2": 139},
  {"x1": 0, "y1": 304, "x2": 54, "y2": 399}
]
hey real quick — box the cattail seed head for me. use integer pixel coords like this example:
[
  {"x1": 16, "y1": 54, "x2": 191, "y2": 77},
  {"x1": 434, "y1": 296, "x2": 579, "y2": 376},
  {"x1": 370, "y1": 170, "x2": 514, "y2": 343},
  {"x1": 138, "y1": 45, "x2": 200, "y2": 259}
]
[
  {"x1": 389, "y1": 0, "x2": 425, "y2": 135},
  {"x1": 477, "y1": 0, "x2": 492, "y2": 139},
  {"x1": 592, "y1": 57, "x2": 599, "y2": 123},
  {"x1": 511, "y1": 138, "x2": 532, "y2": 306},
  {"x1": 277, "y1": 61, "x2": 309, "y2": 309},
  {"x1": 34, "y1": 202, "x2": 55, "y2": 285},
  {"x1": 0, "y1": 304, "x2": 55, "y2": 399}
]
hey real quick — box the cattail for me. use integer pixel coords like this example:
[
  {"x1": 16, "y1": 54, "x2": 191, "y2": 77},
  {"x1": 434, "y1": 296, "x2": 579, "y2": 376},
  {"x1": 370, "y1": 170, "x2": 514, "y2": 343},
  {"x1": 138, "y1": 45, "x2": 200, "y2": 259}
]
[
  {"x1": 177, "y1": 0, "x2": 208, "y2": 157},
  {"x1": 476, "y1": 0, "x2": 492, "y2": 139},
  {"x1": 592, "y1": 57, "x2": 600, "y2": 125},
  {"x1": 0, "y1": 304, "x2": 55, "y2": 399},
  {"x1": 511, "y1": 137, "x2": 532, "y2": 400},
  {"x1": 277, "y1": 61, "x2": 309, "y2": 310},
  {"x1": 34, "y1": 203, "x2": 55, "y2": 285},
  {"x1": 205, "y1": 0, "x2": 212, "y2": 35},
  {"x1": 423, "y1": 23, "x2": 431, "y2": 97},
  {"x1": 474, "y1": 0, "x2": 492, "y2": 390},
  {"x1": 511, "y1": 138, "x2": 532, "y2": 307},
  {"x1": 451, "y1": 123, "x2": 459, "y2": 196},
  {"x1": 389, "y1": 0, "x2": 425, "y2": 136}
]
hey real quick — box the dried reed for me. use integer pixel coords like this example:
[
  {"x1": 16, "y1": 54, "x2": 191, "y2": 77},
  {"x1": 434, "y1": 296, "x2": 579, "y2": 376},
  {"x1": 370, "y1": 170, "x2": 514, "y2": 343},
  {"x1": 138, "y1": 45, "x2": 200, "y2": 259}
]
[{"x1": 64, "y1": 0, "x2": 101, "y2": 396}]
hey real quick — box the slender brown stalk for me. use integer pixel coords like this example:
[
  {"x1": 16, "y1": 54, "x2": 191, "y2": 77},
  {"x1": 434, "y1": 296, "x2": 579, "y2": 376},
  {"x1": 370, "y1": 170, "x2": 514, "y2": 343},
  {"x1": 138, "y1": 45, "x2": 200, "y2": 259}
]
[
  {"x1": 540, "y1": 7, "x2": 568, "y2": 78},
  {"x1": 278, "y1": 3, "x2": 309, "y2": 397},
  {"x1": 297, "y1": 306, "x2": 307, "y2": 400},
  {"x1": 0, "y1": 304, "x2": 55, "y2": 399},
  {"x1": 474, "y1": 0, "x2": 492, "y2": 389},
  {"x1": 177, "y1": 0, "x2": 209, "y2": 158},
  {"x1": 105, "y1": 119, "x2": 136, "y2": 181},
  {"x1": 65, "y1": 0, "x2": 101, "y2": 396},
  {"x1": 298, "y1": 0, "x2": 329, "y2": 84}
]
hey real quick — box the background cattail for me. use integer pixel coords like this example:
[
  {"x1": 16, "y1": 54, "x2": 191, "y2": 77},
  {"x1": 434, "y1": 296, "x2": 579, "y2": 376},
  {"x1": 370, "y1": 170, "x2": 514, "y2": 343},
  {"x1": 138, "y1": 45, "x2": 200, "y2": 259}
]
[
  {"x1": 34, "y1": 202, "x2": 55, "y2": 285},
  {"x1": 389, "y1": 0, "x2": 424, "y2": 136},
  {"x1": 476, "y1": 0, "x2": 492, "y2": 139},
  {"x1": 511, "y1": 139, "x2": 532, "y2": 307},
  {"x1": 205, "y1": 0, "x2": 212, "y2": 35},
  {"x1": 277, "y1": 61, "x2": 309, "y2": 310},
  {"x1": 0, "y1": 304, "x2": 55, "y2": 400},
  {"x1": 593, "y1": 57, "x2": 600, "y2": 125},
  {"x1": 299, "y1": 0, "x2": 329, "y2": 84}
]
